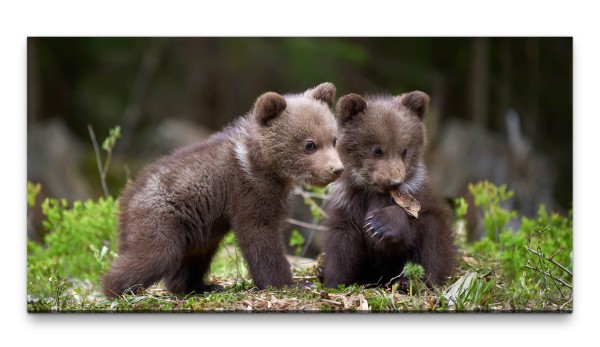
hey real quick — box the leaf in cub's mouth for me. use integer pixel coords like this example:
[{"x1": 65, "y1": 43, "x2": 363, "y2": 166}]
[{"x1": 390, "y1": 190, "x2": 421, "y2": 219}]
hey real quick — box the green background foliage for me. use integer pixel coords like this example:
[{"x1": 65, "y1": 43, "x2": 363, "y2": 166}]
[{"x1": 28, "y1": 37, "x2": 573, "y2": 210}]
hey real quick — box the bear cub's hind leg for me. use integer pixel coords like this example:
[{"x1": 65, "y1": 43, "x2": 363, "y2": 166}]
[{"x1": 163, "y1": 227, "x2": 227, "y2": 295}]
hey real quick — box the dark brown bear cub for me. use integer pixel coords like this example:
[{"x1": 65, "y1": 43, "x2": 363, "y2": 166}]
[
  {"x1": 102, "y1": 82, "x2": 343, "y2": 298},
  {"x1": 320, "y1": 91, "x2": 456, "y2": 289}
]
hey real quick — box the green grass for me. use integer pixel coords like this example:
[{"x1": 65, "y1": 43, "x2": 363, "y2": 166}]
[
  {"x1": 26, "y1": 243, "x2": 572, "y2": 313},
  {"x1": 26, "y1": 180, "x2": 573, "y2": 313}
]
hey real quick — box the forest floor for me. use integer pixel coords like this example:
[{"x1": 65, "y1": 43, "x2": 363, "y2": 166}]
[{"x1": 27, "y1": 245, "x2": 572, "y2": 313}]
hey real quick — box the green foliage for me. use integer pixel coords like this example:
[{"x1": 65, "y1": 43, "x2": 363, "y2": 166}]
[
  {"x1": 453, "y1": 196, "x2": 468, "y2": 219},
  {"x1": 401, "y1": 262, "x2": 425, "y2": 296},
  {"x1": 27, "y1": 182, "x2": 41, "y2": 208},
  {"x1": 465, "y1": 181, "x2": 572, "y2": 308},
  {"x1": 288, "y1": 185, "x2": 330, "y2": 257},
  {"x1": 289, "y1": 229, "x2": 306, "y2": 256},
  {"x1": 302, "y1": 185, "x2": 329, "y2": 220},
  {"x1": 520, "y1": 205, "x2": 573, "y2": 274},
  {"x1": 450, "y1": 274, "x2": 496, "y2": 311},
  {"x1": 210, "y1": 231, "x2": 249, "y2": 284},
  {"x1": 101, "y1": 125, "x2": 121, "y2": 152},
  {"x1": 468, "y1": 181, "x2": 518, "y2": 241},
  {"x1": 221, "y1": 231, "x2": 237, "y2": 246},
  {"x1": 48, "y1": 274, "x2": 70, "y2": 310},
  {"x1": 27, "y1": 190, "x2": 119, "y2": 298}
]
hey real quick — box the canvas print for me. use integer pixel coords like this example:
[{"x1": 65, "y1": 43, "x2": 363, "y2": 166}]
[{"x1": 26, "y1": 37, "x2": 572, "y2": 312}]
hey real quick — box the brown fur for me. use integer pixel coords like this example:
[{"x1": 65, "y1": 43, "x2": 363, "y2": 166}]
[
  {"x1": 102, "y1": 82, "x2": 343, "y2": 298},
  {"x1": 320, "y1": 91, "x2": 456, "y2": 289}
]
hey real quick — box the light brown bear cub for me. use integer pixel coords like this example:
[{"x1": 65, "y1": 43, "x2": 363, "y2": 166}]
[
  {"x1": 102, "y1": 82, "x2": 343, "y2": 298},
  {"x1": 320, "y1": 91, "x2": 455, "y2": 289}
]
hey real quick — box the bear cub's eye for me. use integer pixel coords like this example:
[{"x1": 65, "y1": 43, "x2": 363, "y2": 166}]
[
  {"x1": 373, "y1": 147, "x2": 383, "y2": 157},
  {"x1": 333, "y1": 138, "x2": 337, "y2": 148},
  {"x1": 305, "y1": 141, "x2": 317, "y2": 151},
  {"x1": 402, "y1": 148, "x2": 408, "y2": 158}
]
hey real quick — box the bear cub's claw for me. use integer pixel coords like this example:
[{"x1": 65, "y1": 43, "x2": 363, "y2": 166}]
[{"x1": 363, "y1": 206, "x2": 407, "y2": 244}]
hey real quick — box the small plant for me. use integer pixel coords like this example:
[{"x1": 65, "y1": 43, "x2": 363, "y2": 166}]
[
  {"x1": 211, "y1": 231, "x2": 249, "y2": 285},
  {"x1": 468, "y1": 181, "x2": 517, "y2": 241},
  {"x1": 450, "y1": 274, "x2": 495, "y2": 311},
  {"x1": 27, "y1": 187, "x2": 119, "y2": 298},
  {"x1": 401, "y1": 262, "x2": 425, "y2": 296},
  {"x1": 88, "y1": 124, "x2": 121, "y2": 197},
  {"x1": 27, "y1": 181, "x2": 41, "y2": 208},
  {"x1": 48, "y1": 274, "x2": 70, "y2": 311}
]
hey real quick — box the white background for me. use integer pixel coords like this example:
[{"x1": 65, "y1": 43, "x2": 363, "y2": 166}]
[{"x1": 2, "y1": 1, "x2": 595, "y2": 345}]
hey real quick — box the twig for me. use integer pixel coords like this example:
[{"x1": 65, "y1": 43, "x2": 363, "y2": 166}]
[
  {"x1": 292, "y1": 276, "x2": 318, "y2": 281},
  {"x1": 88, "y1": 124, "x2": 109, "y2": 198},
  {"x1": 291, "y1": 186, "x2": 330, "y2": 257},
  {"x1": 299, "y1": 191, "x2": 330, "y2": 200},
  {"x1": 222, "y1": 243, "x2": 243, "y2": 283},
  {"x1": 299, "y1": 229, "x2": 315, "y2": 257},
  {"x1": 526, "y1": 249, "x2": 565, "y2": 297},
  {"x1": 124, "y1": 164, "x2": 131, "y2": 183},
  {"x1": 560, "y1": 298, "x2": 573, "y2": 310},
  {"x1": 287, "y1": 218, "x2": 329, "y2": 232},
  {"x1": 525, "y1": 246, "x2": 573, "y2": 277},
  {"x1": 103, "y1": 146, "x2": 113, "y2": 177},
  {"x1": 524, "y1": 265, "x2": 572, "y2": 289},
  {"x1": 321, "y1": 299, "x2": 343, "y2": 306},
  {"x1": 549, "y1": 249, "x2": 564, "y2": 261},
  {"x1": 386, "y1": 273, "x2": 404, "y2": 287},
  {"x1": 293, "y1": 187, "x2": 329, "y2": 219}
]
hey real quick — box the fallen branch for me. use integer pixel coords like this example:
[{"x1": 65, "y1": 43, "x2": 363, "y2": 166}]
[
  {"x1": 321, "y1": 299, "x2": 343, "y2": 306},
  {"x1": 524, "y1": 264, "x2": 572, "y2": 289},
  {"x1": 292, "y1": 276, "x2": 318, "y2": 281},
  {"x1": 560, "y1": 298, "x2": 573, "y2": 310},
  {"x1": 525, "y1": 246, "x2": 572, "y2": 277}
]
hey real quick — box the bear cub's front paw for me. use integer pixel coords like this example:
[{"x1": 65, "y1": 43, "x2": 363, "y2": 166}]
[{"x1": 363, "y1": 205, "x2": 408, "y2": 244}]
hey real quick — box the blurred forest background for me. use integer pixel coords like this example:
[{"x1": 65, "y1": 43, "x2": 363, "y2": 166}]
[{"x1": 26, "y1": 37, "x2": 572, "y2": 256}]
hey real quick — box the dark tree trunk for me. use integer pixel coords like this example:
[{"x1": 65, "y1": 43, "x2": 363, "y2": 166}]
[{"x1": 469, "y1": 37, "x2": 489, "y2": 126}]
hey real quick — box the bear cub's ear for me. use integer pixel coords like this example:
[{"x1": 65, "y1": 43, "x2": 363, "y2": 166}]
[
  {"x1": 398, "y1": 91, "x2": 430, "y2": 120},
  {"x1": 305, "y1": 82, "x2": 336, "y2": 108},
  {"x1": 254, "y1": 92, "x2": 287, "y2": 125},
  {"x1": 336, "y1": 93, "x2": 368, "y2": 126}
]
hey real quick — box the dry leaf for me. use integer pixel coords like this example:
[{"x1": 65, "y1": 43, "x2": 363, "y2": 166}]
[
  {"x1": 390, "y1": 190, "x2": 421, "y2": 218},
  {"x1": 462, "y1": 255, "x2": 477, "y2": 266},
  {"x1": 426, "y1": 296, "x2": 438, "y2": 310},
  {"x1": 242, "y1": 300, "x2": 253, "y2": 311},
  {"x1": 358, "y1": 294, "x2": 370, "y2": 311}
]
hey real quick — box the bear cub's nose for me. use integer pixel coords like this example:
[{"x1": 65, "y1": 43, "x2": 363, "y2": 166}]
[
  {"x1": 389, "y1": 179, "x2": 402, "y2": 188},
  {"x1": 331, "y1": 165, "x2": 344, "y2": 176}
]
